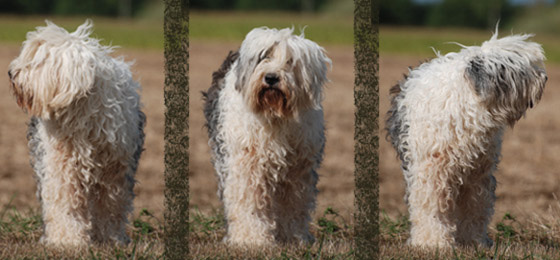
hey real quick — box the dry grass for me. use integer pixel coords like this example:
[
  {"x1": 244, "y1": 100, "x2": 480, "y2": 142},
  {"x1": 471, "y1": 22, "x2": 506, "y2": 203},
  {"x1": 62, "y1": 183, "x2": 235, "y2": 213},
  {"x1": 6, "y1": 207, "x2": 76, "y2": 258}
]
[
  {"x1": 380, "y1": 209, "x2": 560, "y2": 259},
  {"x1": 189, "y1": 207, "x2": 353, "y2": 258},
  {"x1": 0, "y1": 204, "x2": 164, "y2": 258}
]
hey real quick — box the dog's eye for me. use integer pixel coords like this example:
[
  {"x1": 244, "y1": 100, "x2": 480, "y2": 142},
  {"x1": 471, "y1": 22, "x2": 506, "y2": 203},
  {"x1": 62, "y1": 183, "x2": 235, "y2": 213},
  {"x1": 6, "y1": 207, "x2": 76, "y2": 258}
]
[
  {"x1": 287, "y1": 58, "x2": 293, "y2": 65},
  {"x1": 258, "y1": 52, "x2": 268, "y2": 63}
]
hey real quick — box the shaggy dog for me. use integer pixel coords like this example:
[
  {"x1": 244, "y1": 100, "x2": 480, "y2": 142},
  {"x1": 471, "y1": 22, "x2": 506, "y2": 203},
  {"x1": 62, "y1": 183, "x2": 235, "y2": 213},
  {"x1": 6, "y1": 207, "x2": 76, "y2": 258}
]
[
  {"x1": 386, "y1": 32, "x2": 547, "y2": 247},
  {"x1": 8, "y1": 20, "x2": 145, "y2": 247},
  {"x1": 203, "y1": 27, "x2": 331, "y2": 246}
]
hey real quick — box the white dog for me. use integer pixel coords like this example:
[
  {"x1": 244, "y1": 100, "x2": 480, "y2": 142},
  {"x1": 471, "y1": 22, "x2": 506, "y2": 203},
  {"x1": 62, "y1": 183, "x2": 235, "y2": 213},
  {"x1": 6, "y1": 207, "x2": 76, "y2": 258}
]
[
  {"x1": 386, "y1": 32, "x2": 547, "y2": 247},
  {"x1": 203, "y1": 27, "x2": 331, "y2": 246},
  {"x1": 8, "y1": 20, "x2": 145, "y2": 247}
]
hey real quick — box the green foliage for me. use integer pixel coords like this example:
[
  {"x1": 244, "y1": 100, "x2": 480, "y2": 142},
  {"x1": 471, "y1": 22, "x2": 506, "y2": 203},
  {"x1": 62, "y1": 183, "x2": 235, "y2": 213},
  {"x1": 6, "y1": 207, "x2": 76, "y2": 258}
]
[
  {"x1": 426, "y1": 0, "x2": 517, "y2": 29},
  {"x1": 495, "y1": 212, "x2": 519, "y2": 241},
  {"x1": 511, "y1": 3, "x2": 560, "y2": 35},
  {"x1": 191, "y1": 0, "x2": 328, "y2": 12},
  {"x1": 380, "y1": 0, "x2": 429, "y2": 25},
  {"x1": 189, "y1": 207, "x2": 225, "y2": 236},
  {"x1": 0, "y1": 200, "x2": 42, "y2": 238},
  {"x1": 132, "y1": 209, "x2": 161, "y2": 238},
  {"x1": 0, "y1": 0, "x2": 149, "y2": 17},
  {"x1": 381, "y1": 0, "x2": 519, "y2": 29},
  {"x1": 317, "y1": 207, "x2": 342, "y2": 235},
  {"x1": 380, "y1": 212, "x2": 410, "y2": 238}
]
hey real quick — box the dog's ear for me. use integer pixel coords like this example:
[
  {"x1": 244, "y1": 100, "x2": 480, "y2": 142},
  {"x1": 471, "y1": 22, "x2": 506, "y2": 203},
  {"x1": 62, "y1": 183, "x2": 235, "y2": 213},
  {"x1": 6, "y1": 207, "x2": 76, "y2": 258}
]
[
  {"x1": 300, "y1": 41, "x2": 331, "y2": 110},
  {"x1": 8, "y1": 21, "x2": 97, "y2": 118},
  {"x1": 465, "y1": 56, "x2": 498, "y2": 105},
  {"x1": 234, "y1": 54, "x2": 250, "y2": 92}
]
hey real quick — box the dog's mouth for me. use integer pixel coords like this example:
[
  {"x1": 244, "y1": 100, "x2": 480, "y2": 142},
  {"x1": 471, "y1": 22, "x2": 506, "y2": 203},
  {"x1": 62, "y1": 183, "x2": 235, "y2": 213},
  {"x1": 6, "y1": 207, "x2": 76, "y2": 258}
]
[{"x1": 257, "y1": 86, "x2": 289, "y2": 117}]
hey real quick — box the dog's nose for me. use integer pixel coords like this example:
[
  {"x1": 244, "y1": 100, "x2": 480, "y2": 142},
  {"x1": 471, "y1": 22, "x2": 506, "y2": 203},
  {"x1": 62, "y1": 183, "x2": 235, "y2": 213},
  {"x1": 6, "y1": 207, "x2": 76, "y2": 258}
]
[
  {"x1": 8, "y1": 70, "x2": 12, "y2": 79},
  {"x1": 264, "y1": 73, "x2": 279, "y2": 86}
]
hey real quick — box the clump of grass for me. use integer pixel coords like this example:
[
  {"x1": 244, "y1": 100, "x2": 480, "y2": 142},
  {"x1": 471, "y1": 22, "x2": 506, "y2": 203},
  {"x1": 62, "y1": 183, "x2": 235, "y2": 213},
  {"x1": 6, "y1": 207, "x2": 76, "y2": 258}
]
[
  {"x1": 189, "y1": 206, "x2": 227, "y2": 244},
  {"x1": 132, "y1": 208, "x2": 163, "y2": 242},
  {"x1": 0, "y1": 198, "x2": 43, "y2": 242},
  {"x1": 380, "y1": 211, "x2": 409, "y2": 244}
]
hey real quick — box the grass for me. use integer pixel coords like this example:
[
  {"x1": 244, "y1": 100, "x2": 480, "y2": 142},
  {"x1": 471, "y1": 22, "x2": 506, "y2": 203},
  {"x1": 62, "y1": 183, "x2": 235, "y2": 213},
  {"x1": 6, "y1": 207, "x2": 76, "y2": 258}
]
[
  {"x1": 0, "y1": 202, "x2": 352, "y2": 258},
  {"x1": 189, "y1": 206, "x2": 353, "y2": 258},
  {"x1": 0, "y1": 200, "x2": 164, "y2": 259},
  {"x1": 380, "y1": 210, "x2": 560, "y2": 259},
  {"x1": 2, "y1": 14, "x2": 560, "y2": 64},
  {"x1": 0, "y1": 16, "x2": 163, "y2": 49},
  {"x1": 0, "y1": 11, "x2": 353, "y2": 50},
  {"x1": 381, "y1": 26, "x2": 560, "y2": 64},
  {"x1": 190, "y1": 11, "x2": 352, "y2": 45},
  {"x1": 4, "y1": 203, "x2": 560, "y2": 258}
]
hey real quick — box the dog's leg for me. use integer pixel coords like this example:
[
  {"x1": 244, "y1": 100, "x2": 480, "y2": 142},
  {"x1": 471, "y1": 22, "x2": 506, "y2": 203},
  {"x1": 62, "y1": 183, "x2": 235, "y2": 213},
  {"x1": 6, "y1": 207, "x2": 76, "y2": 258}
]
[
  {"x1": 222, "y1": 166, "x2": 276, "y2": 246},
  {"x1": 455, "y1": 161, "x2": 497, "y2": 247},
  {"x1": 455, "y1": 133, "x2": 500, "y2": 247},
  {"x1": 406, "y1": 156, "x2": 460, "y2": 248},
  {"x1": 40, "y1": 152, "x2": 92, "y2": 247},
  {"x1": 273, "y1": 170, "x2": 317, "y2": 244},
  {"x1": 90, "y1": 163, "x2": 133, "y2": 244}
]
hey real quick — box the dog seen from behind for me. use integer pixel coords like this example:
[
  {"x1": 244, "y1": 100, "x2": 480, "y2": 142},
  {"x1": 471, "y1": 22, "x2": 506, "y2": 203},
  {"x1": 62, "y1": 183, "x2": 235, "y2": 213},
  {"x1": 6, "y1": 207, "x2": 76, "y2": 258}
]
[
  {"x1": 386, "y1": 31, "x2": 547, "y2": 248},
  {"x1": 8, "y1": 20, "x2": 145, "y2": 247}
]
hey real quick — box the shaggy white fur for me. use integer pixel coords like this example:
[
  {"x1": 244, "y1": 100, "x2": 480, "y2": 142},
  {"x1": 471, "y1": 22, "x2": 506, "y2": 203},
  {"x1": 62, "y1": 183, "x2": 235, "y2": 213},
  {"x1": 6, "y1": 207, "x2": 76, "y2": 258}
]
[
  {"x1": 204, "y1": 27, "x2": 331, "y2": 246},
  {"x1": 8, "y1": 20, "x2": 145, "y2": 247},
  {"x1": 386, "y1": 32, "x2": 547, "y2": 248}
]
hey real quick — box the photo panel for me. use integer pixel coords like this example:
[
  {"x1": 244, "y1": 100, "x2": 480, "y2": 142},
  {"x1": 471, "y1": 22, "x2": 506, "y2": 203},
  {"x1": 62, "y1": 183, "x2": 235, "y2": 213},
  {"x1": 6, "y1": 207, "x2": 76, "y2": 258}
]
[
  {"x1": 379, "y1": 0, "x2": 560, "y2": 257},
  {"x1": 168, "y1": 0, "x2": 373, "y2": 258}
]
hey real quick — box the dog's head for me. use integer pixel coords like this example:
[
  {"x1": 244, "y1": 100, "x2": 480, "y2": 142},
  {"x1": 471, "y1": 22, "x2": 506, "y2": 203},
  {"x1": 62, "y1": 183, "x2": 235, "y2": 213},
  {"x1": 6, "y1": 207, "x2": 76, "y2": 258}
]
[
  {"x1": 234, "y1": 27, "x2": 331, "y2": 119},
  {"x1": 465, "y1": 33, "x2": 547, "y2": 126},
  {"x1": 8, "y1": 19, "x2": 106, "y2": 118}
]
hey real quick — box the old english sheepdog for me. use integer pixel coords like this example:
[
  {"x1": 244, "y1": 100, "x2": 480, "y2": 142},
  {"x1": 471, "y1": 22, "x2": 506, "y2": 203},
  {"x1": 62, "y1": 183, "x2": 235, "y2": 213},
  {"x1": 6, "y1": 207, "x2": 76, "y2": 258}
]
[
  {"x1": 8, "y1": 20, "x2": 145, "y2": 247},
  {"x1": 386, "y1": 32, "x2": 547, "y2": 247},
  {"x1": 203, "y1": 27, "x2": 331, "y2": 246}
]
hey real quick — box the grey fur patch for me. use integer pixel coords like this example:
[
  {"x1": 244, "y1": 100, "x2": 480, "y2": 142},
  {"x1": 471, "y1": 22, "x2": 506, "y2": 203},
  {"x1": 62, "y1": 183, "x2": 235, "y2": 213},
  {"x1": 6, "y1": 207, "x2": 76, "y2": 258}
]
[
  {"x1": 203, "y1": 50, "x2": 239, "y2": 200},
  {"x1": 27, "y1": 116, "x2": 45, "y2": 203},
  {"x1": 386, "y1": 80, "x2": 410, "y2": 172},
  {"x1": 466, "y1": 56, "x2": 492, "y2": 98},
  {"x1": 466, "y1": 55, "x2": 547, "y2": 125},
  {"x1": 128, "y1": 109, "x2": 146, "y2": 195}
]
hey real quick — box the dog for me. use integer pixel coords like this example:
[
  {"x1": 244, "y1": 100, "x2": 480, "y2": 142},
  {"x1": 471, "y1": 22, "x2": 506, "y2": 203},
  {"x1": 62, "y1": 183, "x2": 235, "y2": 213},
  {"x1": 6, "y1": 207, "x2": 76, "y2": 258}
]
[
  {"x1": 203, "y1": 27, "x2": 331, "y2": 246},
  {"x1": 386, "y1": 31, "x2": 547, "y2": 247},
  {"x1": 8, "y1": 20, "x2": 145, "y2": 247}
]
